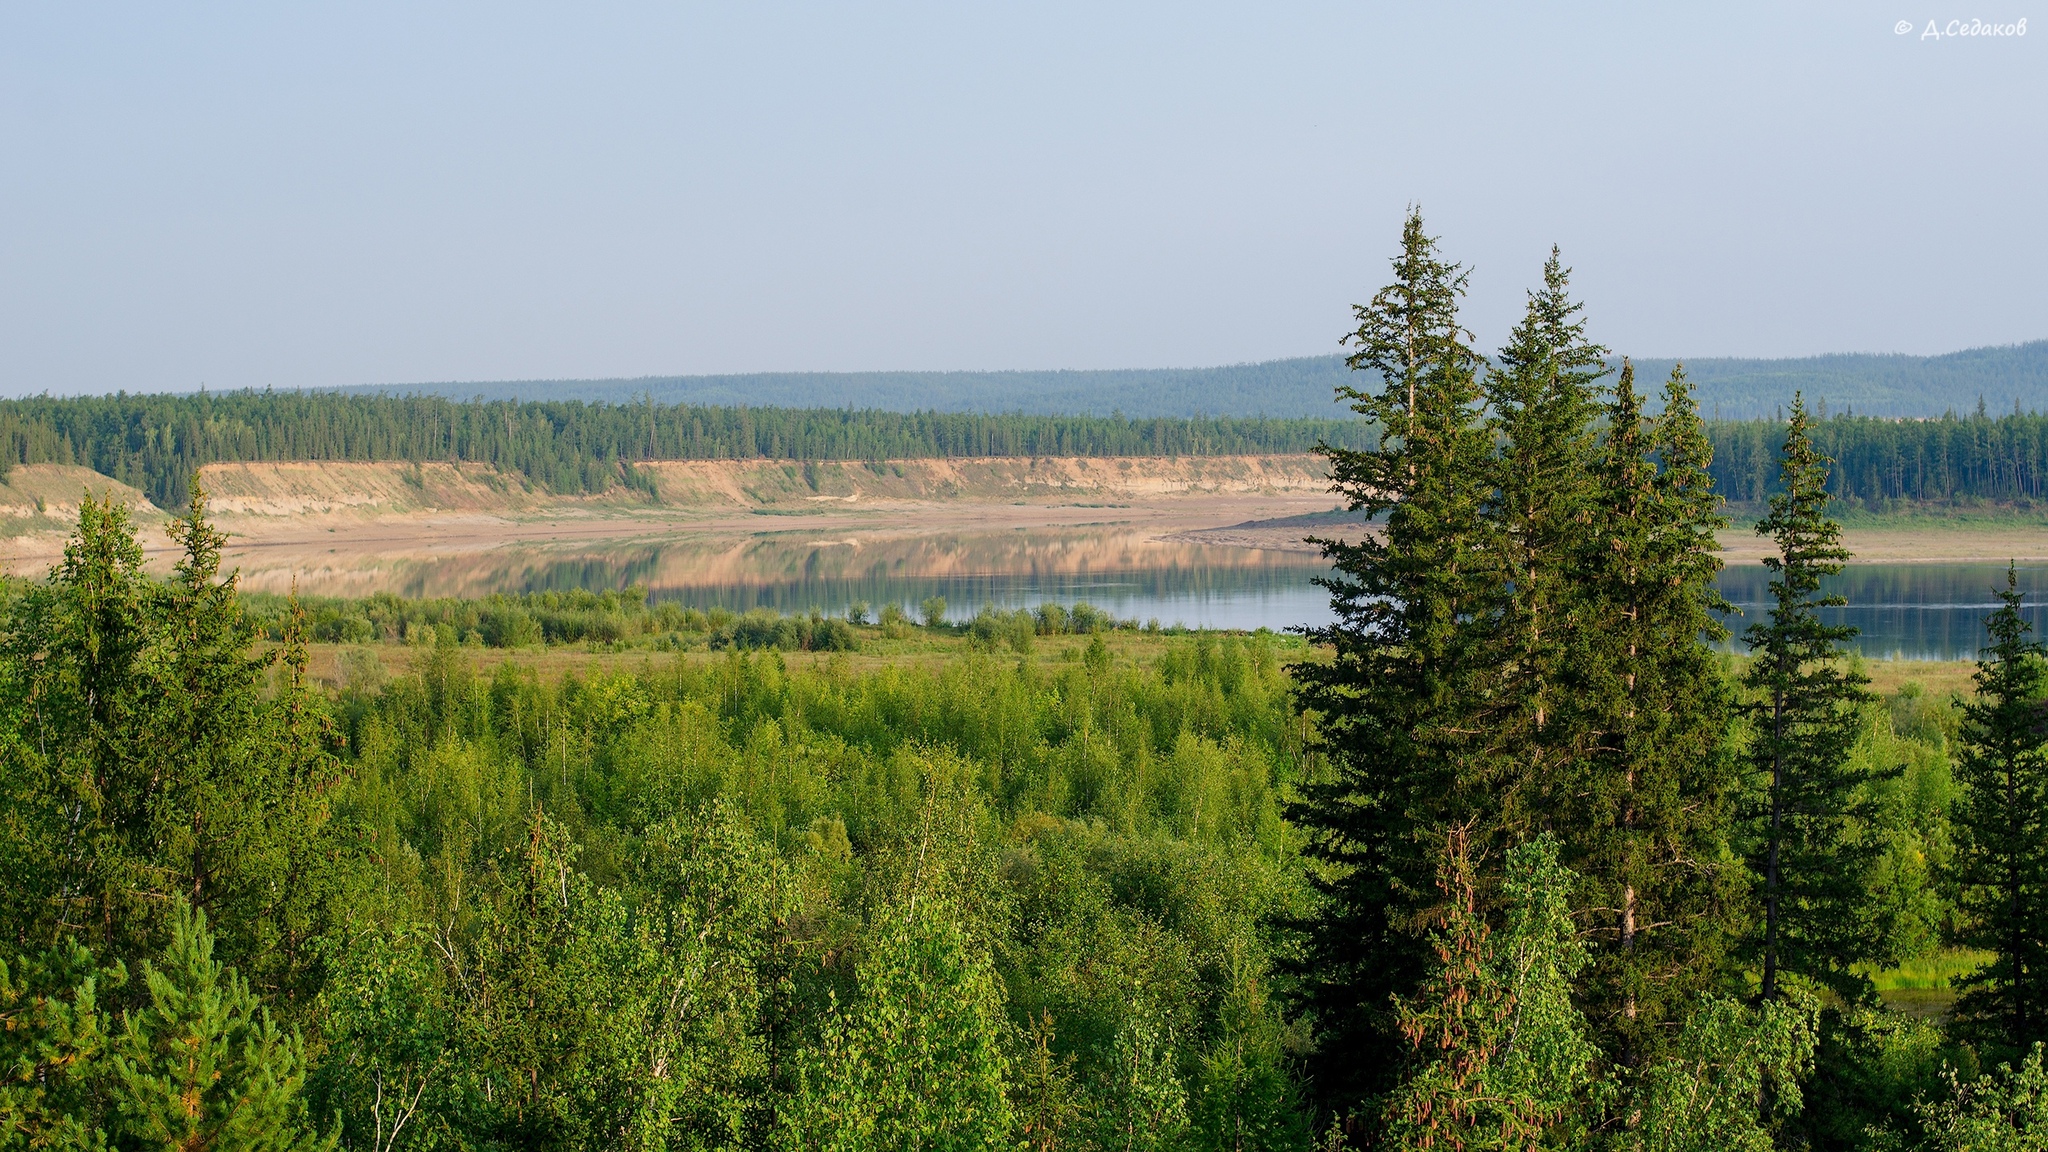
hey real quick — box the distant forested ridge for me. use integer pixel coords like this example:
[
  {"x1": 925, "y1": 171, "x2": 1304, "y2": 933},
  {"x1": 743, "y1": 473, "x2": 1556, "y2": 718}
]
[
  {"x1": 346, "y1": 357, "x2": 1364, "y2": 418},
  {"x1": 345, "y1": 339, "x2": 2048, "y2": 419},
  {"x1": 0, "y1": 390, "x2": 1375, "y2": 508},
  {"x1": 1641, "y1": 341, "x2": 2048, "y2": 420}
]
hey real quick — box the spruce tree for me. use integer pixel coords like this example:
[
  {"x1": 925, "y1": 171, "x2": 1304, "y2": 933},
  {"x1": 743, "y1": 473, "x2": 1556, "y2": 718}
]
[
  {"x1": 1292, "y1": 209, "x2": 1496, "y2": 1110},
  {"x1": 0, "y1": 487, "x2": 350, "y2": 994},
  {"x1": 1949, "y1": 564, "x2": 2048, "y2": 1060},
  {"x1": 0, "y1": 492, "x2": 155, "y2": 952},
  {"x1": 1740, "y1": 395, "x2": 1884, "y2": 1000},
  {"x1": 1480, "y1": 248, "x2": 1608, "y2": 818},
  {"x1": 1571, "y1": 363, "x2": 1741, "y2": 1054}
]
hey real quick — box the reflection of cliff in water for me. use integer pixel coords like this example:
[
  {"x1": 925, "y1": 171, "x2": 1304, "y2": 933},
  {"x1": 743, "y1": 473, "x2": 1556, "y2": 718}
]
[
  {"x1": 231, "y1": 527, "x2": 1332, "y2": 612},
  {"x1": 225, "y1": 525, "x2": 2048, "y2": 653}
]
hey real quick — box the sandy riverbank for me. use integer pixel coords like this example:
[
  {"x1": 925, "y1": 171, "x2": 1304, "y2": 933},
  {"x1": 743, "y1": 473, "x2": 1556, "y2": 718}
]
[{"x1": 6, "y1": 457, "x2": 2045, "y2": 589}]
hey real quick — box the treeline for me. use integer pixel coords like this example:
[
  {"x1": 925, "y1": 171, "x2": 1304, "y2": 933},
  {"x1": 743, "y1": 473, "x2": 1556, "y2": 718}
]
[
  {"x1": 0, "y1": 390, "x2": 1376, "y2": 508},
  {"x1": 242, "y1": 585, "x2": 1144, "y2": 653},
  {"x1": 12, "y1": 382, "x2": 2048, "y2": 517},
  {"x1": 1710, "y1": 407, "x2": 2048, "y2": 509},
  {"x1": 361, "y1": 342, "x2": 2048, "y2": 422}
]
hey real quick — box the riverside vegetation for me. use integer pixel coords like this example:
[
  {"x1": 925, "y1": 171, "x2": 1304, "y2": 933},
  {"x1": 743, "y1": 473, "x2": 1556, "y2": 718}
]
[{"x1": 3, "y1": 213, "x2": 2048, "y2": 1150}]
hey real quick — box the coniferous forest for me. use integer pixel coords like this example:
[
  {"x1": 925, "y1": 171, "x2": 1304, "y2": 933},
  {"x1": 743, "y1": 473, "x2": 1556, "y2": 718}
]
[
  {"x1": 9, "y1": 376, "x2": 2048, "y2": 517},
  {"x1": 6, "y1": 213, "x2": 2048, "y2": 1149}
]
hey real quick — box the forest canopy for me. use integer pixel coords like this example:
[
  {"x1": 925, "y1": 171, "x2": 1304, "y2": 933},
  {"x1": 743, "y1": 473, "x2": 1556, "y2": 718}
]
[
  {"x1": 0, "y1": 391, "x2": 1379, "y2": 508},
  {"x1": 7, "y1": 388, "x2": 2048, "y2": 514}
]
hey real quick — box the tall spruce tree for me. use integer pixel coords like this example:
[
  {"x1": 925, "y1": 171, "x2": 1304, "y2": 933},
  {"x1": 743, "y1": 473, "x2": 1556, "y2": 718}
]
[
  {"x1": 1481, "y1": 249, "x2": 1608, "y2": 831},
  {"x1": 1949, "y1": 565, "x2": 2048, "y2": 1059},
  {"x1": 1292, "y1": 210, "x2": 1496, "y2": 1110},
  {"x1": 1570, "y1": 363, "x2": 1741, "y2": 1055},
  {"x1": 1741, "y1": 395, "x2": 1884, "y2": 1000}
]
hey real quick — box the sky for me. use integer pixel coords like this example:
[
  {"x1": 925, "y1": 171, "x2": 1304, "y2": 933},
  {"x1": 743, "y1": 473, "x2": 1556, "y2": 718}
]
[{"x1": 1, "y1": 2, "x2": 2042, "y2": 396}]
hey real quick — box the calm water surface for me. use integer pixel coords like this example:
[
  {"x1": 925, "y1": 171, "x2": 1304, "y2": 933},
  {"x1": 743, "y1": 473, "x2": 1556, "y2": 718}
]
[
  {"x1": 1714, "y1": 563, "x2": 2048, "y2": 661},
  {"x1": 250, "y1": 527, "x2": 2048, "y2": 658}
]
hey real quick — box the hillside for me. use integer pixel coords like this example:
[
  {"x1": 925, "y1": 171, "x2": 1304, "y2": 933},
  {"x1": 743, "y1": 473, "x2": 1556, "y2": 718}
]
[
  {"x1": 355, "y1": 341, "x2": 2048, "y2": 420},
  {"x1": 186, "y1": 454, "x2": 1329, "y2": 518}
]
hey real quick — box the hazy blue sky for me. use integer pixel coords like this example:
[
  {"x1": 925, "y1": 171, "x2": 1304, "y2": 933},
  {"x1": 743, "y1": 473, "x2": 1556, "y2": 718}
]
[{"x1": 2, "y1": 2, "x2": 2041, "y2": 395}]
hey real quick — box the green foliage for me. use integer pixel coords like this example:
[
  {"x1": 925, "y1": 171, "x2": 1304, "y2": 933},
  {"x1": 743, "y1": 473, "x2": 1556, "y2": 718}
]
[
  {"x1": 783, "y1": 904, "x2": 1015, "y2": 1152},
  {"x1": 711, "y1": 609, "x2": 859, "y2": 653},
  {"x1": 1795, "y1": 1008, "x2": 1971, "y2": 1151},
  {"x1": 1622, "y1": 993, "x2": 1820, "y2": 1152},
  {"x1": 1293, "y1": 216, "x2": 1739, "y2": 1107},
  {"x1": 1189, "y1": 958, "x2": 1308, "y2": 1152},
  {"x1": 109, "y1": 903, "x2": 330, "y2": 1152},
  {"x1": 0, "y1": 486, "x2": 354, "y2": 994},
  {"x1": 313, "y1": 597, "x2": 1308, "y2": 1148},
  {"x1": 1569, "y1": 361, "x2": 1743, "y2": 1057},
  {"x1": 1949, "y1": 567, "x2": 2048, "y2": 1061},
  {"x1": 1291, "y1": 208, "x2": 1499, "y2": 1109},
  {"x1": 1481, "y1": 247, "x2": 1609, "y2": 819},
  {"x1": 0, "y1": 903, "x2": 327, "y2": 1151},
  {"x1": 967, "y1": 606, "x2": 1036, "y2": 655},
  {"x1": 1381, "y1": 832, "x2": 1604, "y2": 1151},
  {"x1": 1741, "y1": 395, "x2": 1890, "y2": 999},
  {"x1": 1088, "y1": 1008, "x2": 1190, "y2": 1152},
  {"x1": 0, "y1": 941, "x2": 119, "y2": 1150},
  {"x1": 1907, "y1": 1045, "x2": 2048, "y2": 1151}
]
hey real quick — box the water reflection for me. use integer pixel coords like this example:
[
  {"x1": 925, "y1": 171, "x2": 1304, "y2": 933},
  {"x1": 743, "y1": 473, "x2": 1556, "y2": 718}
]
[
  {"x1": 238, "y1": 527, "x2": 1337, "y2": 633},
  {"x1": 1714, "y1": 564, "x2": 2048, "y2": 661},
  {"x1": 231, "y1": 526, "x2": 2048, "y2": 657}
]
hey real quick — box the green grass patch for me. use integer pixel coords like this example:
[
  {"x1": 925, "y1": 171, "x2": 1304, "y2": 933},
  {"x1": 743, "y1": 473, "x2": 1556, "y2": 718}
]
[{"x1": 1863, "y1": 948, "x2": 1995, "y2": 992}]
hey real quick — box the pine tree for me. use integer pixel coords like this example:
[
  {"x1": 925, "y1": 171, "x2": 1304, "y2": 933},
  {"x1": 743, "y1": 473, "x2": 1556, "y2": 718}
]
[
  {"x1": 1570, "y1": 363, "x2": 1742, "y2": 1055},
  {"x1": 108, "y1": 902, "x2": 329, "y2": 1152},
  {"x1": 1741, "y1": 395, "x2": 1885, "y2": 1000},
  {"x1": 0, "y1": 904, "x2": 328, "y2": 1150},
  {"x1": 1291, "y1": 209, "x2": 1496, "y2": 1109},
  {"x1": 1949, "y1": 565, "x2": 2048, "y2": 1060}
]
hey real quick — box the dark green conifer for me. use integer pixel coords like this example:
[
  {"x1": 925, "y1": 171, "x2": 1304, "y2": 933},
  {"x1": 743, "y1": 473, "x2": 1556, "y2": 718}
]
[
  {"x1": 0, "y1": 486, "x2": 350, "y2": 995},
  {"x1": 1949, "y1": 564, "x2": 2048, "y2": 1059},
  {"x1": 1740, "y1": 395, "x2": 1885, "y2": 1000},
  {"x1": 1571, "y1": 363, "x2": 1741, "y2": 1055},
  {"x1": 1291, "y1": 209, "x2": 1495, "y2": 1109},
  {"x1": 0, "y1": 492, "x2": 154, "y2": 951},
  {"x1": 1480, "y1": 248, "x2": 1608, "y2": 815}
]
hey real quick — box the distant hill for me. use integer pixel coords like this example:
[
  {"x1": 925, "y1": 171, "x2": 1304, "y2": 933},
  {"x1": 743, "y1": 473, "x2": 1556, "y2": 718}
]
[
  {"x1": 356, "y1": 340, "x2": 2048, "y2": 420},
  {"x1": 1628, "y1": 342, "x2": 2048, "y2": 419},
  {"x1": 349, "y1": 359, "x2": 1359, "y2": 419}
]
